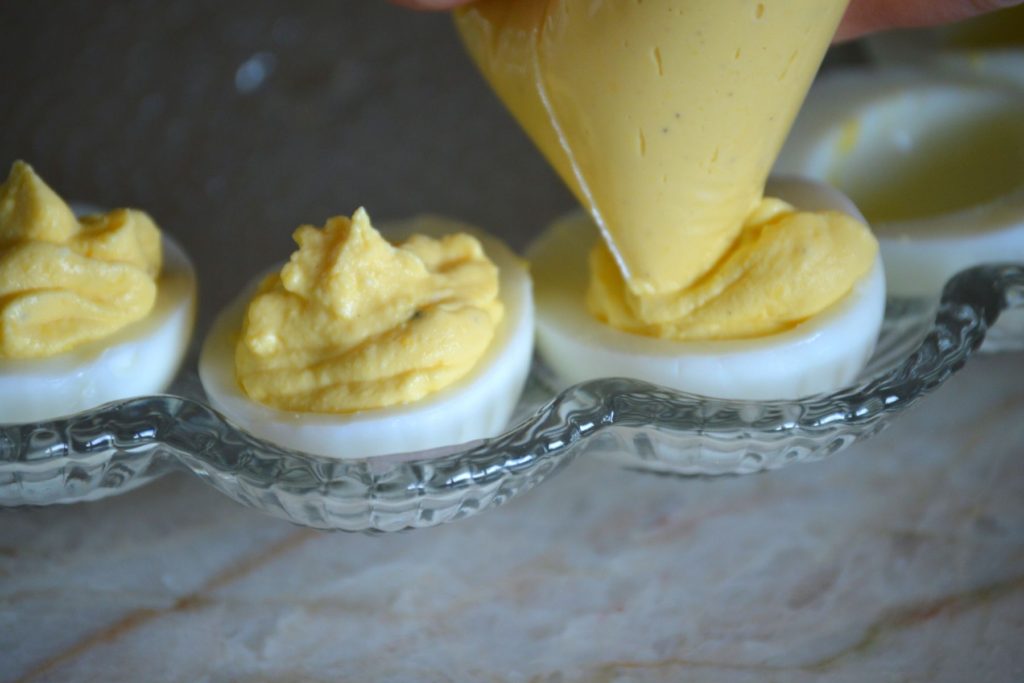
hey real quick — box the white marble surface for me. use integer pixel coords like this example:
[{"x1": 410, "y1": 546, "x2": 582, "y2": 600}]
[{"x1": 3, "y1": 351, "x2": 1024, "y2": 683}]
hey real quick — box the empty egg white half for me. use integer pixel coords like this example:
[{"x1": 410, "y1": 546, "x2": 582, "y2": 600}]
[
  {"x1": 527, "y1": 177, "x2": 886, "y2": 400},
  {"x1": 776, "y1": 69, "x2": 1024, "y2": 298},
  {"x1": 0, "y1": 224, "x2": 197, "y2": 424},
  {"x1": 865, "y1": 19, "x2": 1024, "y2": 92},
  {"x1": 199, "y1": 216, "x2": 534, "y2": 459}
]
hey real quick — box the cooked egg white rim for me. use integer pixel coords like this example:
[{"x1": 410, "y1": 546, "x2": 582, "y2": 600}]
[
  {"x1": 199, "y1": 217, "x2": 534, "y2": 459},
  {"x1": 776, "y1": 69, "x2": 1024, "y2": 237},
  {"x1": 527, "y1": 177, "x2": 886, "y2": 401},
  {"x1": 776, "y1": 69, "x2": 1024, "y2": 296},
  {"x1": 0, "y1": 232, "x2": 197, "y2": 424},
  {"x1": 865, "y1": 27, "x2": 1024, "y2": 91}
]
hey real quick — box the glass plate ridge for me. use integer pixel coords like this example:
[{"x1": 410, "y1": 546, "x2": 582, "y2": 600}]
[{"x1": 1, "y1": 264, "x2": 1021, "y2": 531}]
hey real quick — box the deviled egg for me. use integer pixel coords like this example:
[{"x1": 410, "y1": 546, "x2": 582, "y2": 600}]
[
  {"x1": 528, "y1": 178, "x2": 886, "y2": 400},
  {"x1": 0, "y1": 162, "x2": 196, "y2": 424},
  {"x1": 200, "y1": 210, "x2": 533, "y2": 458}
]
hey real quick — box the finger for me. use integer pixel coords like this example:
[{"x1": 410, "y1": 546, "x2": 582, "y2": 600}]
[
  {"x1": 389, "y1": 0, "x2": 474, "y2": 10},
  {"x1": 835, "y1": 0, "x2": 1024, "y2": 42}
]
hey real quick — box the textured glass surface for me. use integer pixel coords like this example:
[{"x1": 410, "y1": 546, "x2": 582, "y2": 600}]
[{"x1": 2, "y1": 265, "x2": 1021, "y2": 532}]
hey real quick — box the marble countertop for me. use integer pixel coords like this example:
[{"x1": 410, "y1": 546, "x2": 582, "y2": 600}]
[{"x1": 4, "y1": 351, "x2": 1023, "y2": 682}]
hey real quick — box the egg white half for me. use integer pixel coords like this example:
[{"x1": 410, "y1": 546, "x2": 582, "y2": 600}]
[
  {"x1": 776, "y1": 69, "x2": 1024, "y2": 298},
  {"x1": 865, "y1": 28, "x2": 1024, "y2": 92},
  {"x1": 0, "y1": 234, "x2": 197, "y2": 424},
  {"x1": 527, "y1": 177, "x2": 886, "y2": 400},
  {"x1": 199, "y1": 216, "x2": 534, "y2": 459}
]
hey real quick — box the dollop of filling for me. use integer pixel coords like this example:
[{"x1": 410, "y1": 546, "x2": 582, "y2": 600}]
[
  {"x1": 587, "y1": 198, "x2": 877, "y2": 340},
  {"x1": 235, "y1": 208, "x2": 503, "y2": 413},
  {"x1": 0, "y1": 161, "x2": 162, "y2": 359},
  {"x1": 457, "y1": 0, "x2": 878, "y2": 342}
]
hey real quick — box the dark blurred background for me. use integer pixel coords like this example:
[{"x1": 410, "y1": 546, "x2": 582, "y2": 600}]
[
  {"x1": 0, "y1": 1, "x2": 863, "y2": 332},
  {"x1": 1, "y1": 1, "x2": 575, "y2": 330}
]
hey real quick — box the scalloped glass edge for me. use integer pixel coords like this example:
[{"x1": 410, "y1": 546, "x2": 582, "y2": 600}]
[{"x1": 1, "y1": 264, "x2": 1021, "y2": 533}]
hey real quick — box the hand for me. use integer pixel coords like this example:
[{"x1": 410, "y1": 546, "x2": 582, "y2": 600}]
[{"x1": 391, "y1": 0, "x2": 1023, "y2": 42}]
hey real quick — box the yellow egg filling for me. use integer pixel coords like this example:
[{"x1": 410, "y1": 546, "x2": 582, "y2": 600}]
[
  {"x1": 0, "y1": 161, "x2": 162, "y2": 359},
  {"x1": 235, "y1": 208, "x2": 504, "y2": 413},
  {"x1": 587, "y1": 198, "x2": 877, "y2": 340},
  {"x1": 456, "y1": 0, "x2": 878, "y2": 342}
]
